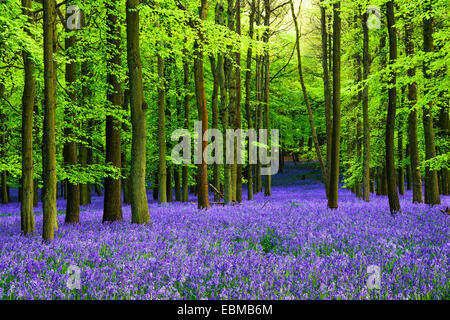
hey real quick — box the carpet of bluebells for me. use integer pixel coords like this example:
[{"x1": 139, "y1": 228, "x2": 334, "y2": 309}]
[{"x1": 0, "y1": 162, "x2": 449, "y2": 300}]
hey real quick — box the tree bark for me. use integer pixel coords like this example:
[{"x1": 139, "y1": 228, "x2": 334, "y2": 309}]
[
  {"x1": 182, "y1": 54, "x2": 190, "y2": 203},
  {"x1": 157, "y1": 20, "x2": 167, "y2": 204},
  {"x1": 103, "y1": 0, "x2": 123, "y2": 222},
  {"x1": 235, "y1": 0, "x2": 242, "y2": 203},
  {"x1": 327, "y1": 1, "x2": 341, "y2": 209},
  {"x1": 43, "y1": 0, "x2": 58, "y2": 240},
  {"x1": 361, "y1": 10, "x2": 370, "y2": 201},
  {"x1": 21, "y1": 0, "x2": 36, "y2": 234},
  {"x1": 245, "y1": 0, "x2": 256, "y2": 201},
  {"x1": 385, "y1": 0, "x2": 400, "y2": 214},
  {"x1": 216, "y1": 0, "x2": 231, "y2": 204},
  {"x1": 193, "y1": 0, "x2": 210, "y2": 209},
  {"x1": 263, "y1": 0, "x2": 271, "y2": 197},
  {"x1": 126, "y1": 0, "x2": 151, "y2": 224},
  {"x1": 64, "y1": 1, "x2": 81, "y2": 224},
  {"x1": 422, "y1": 0, "x2": 440, "y2": 205}
]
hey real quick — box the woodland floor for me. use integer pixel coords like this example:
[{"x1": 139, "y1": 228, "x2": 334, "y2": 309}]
[{"x1": 0, "y1": 162, "x2": 448, "y2": 299}]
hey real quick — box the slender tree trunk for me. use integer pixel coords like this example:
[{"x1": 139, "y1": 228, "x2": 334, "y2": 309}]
[
  {"x1": 235, "y1": 0, "x2": 242, "y2": 203},
  {"x1": 361, "y1": 10, "x2": 370, "y2": 201},
  {"x1": 193, "y1": 0, "x2": 210, "y2": 209},
  {"x1": 64, "y1": 1, "x2": 81, "y2": 224},
  {"x1": 385, "y1": 1, "x2": 400, "y2": 214},
  {"x1": 398, "y1": 129, "x2": 405, "y2": 195},
  {"x1": 174, "y1": 166, "x2": 181, "y2": 201},
  {"x1": 438, "y1": 100, "x2": 449, "y2": 195},
  {"x1": 216, "y1": 1, "x2": 231, "y2": 204},
  {"x1": 122, "y1": 89, "x2": 131, "y2": 205},
  {"x1": 210, "y1": 55, "x2": 220, "y2": 201},
  {"x1": 245, "y1": 0, "x2": 256, "y2": 201},
  {"x1": 79, "y1": 58, "x2": 91, "y2": 205},
  {"x1": 422, "y1": 1, "x2": 440, "y2": 205},
  {"x1": 327, "y1": 1, "x2": 341, "y2": 209},
  {"x1": 182, "y1": 54, "x2": 190, "y2": 203},
  {"x1": 126, "y1": 0, "x2": 150, "y2": 224},
  {"x1": 20, "y1": 0, "x2": 36, "y2": 235},
  {"x1": 263, "y1": 0, "x2": 271, "y2": 197},
  {"x1": 42, "y1": 0, "x2": 58, "y2": 241},
  {"x1": 103, "y1": 0, "x2": 123, "y2": 222},
  {"x1": 291, "y1": 0, "x2": 328, "y2": 194},
  {"x1": 166, "y1": 167, "x2": 173, "y2": 202},
  {"x1": 320, "y1": 0, "x2": 332, "y2": 200},
  {"x1": 157, "y1": 23, "x2": 167, "y2": 204}
]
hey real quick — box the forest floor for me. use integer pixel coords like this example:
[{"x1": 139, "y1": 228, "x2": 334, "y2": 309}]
[{"x1": 0, "y1": 162, "x2": 448, "y2": 299}]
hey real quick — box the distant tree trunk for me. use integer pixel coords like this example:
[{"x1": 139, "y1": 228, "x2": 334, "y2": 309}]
[
  {"x1": 361, "y1": 10, "x2": 370, "y2": 201},
  {"x1": 20, "y1": 0, "x2": 36, "y2": 235},
  {"x1": 438, "y1": 101, "x2": 449, "y2": 195},
  {"x1": 210, "y1": 55, "x2": 220, "y2": 202},
  {"x1": 422, "y1": 0, "x2": 440, "y2": 205},
  {"x1": 235, "y1": 0, "x2": 242, "y2": 203},
  {"x1": 385, "y1": 1, "x2": 400, "y2": 214},
  {"x1": 42, "y1": 0, "x2": 58, "y2": 240},
  {"x1": 79, "y1": 58, "x2": 91, "y2": 206},
  {"x1": 157, "y1": 27, "x2": 167, "y2": 204},
  {"x1": 126, "y1": 0, "x2": 150, "y2": 224},
  {"x1": 0, "y1": 82, "x2": 8, "y2": 205},
  {"x1": 398, "y1": 129, "x2": 405, "y2": 195},
  {"x1": 255, "y1": 0, "x2": 262, "y2": 195},
  {"x1": 64, "y1": 1, "x2": 81, "y2": 224},
  {"x1": 405, "y1": 143, "x2": 412, "y2": 191},
  {"x1": 193, "y1": 0, "x2": 210, "y2": 209},
  {"x1": 122, "y1": 89, "x2": 131, "y2": 205},
  {"x1": 216, "y1": 0, "x2": 231, "y2": 204},
  {"x1": 166, "y1": 167, "x2": 173, "y2": 202},
  {"x1": 227, "y1": 0, "x2": 237, "y2": 202},
  {"x1": 174, "y1": 166, "x2": 181, "y2": 201},
  {"x1": 290, "y1": 0, "x2": 328, "y2": 193},
  {"x1": 103, "y1": 0, "x2": 123, "y2": 222},
  {"x1": 182, "y1": 54, "x2": 190, "y2": 203},
  {"x1": 327, "y1": 1, "x2": 341, "y2": 209},
  {"x1": 263, "y1": 0, "x2": 271, "y2": 197},
  {"x1": 153, "y1": 172, "x2": 158, "y2": 201},
  {"x1": 320, "y1": 0, "x2": 332, "y2": 200},
  {"x1": 245, "y1": 0, "x2": 256, "y2": 201}
]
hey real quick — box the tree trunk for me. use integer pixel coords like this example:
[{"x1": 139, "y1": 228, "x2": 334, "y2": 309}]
[
  {"x1": 20, "y1": 0, "x2": 36, "y2": 235},
  {"x1": 385, "y1": 1, "x2": 400, "y2": 214},
  {"x1": 398, "y1": 129, "x2": 405, "y2": 195},
  {"x1": 103, "y1": 0, "x2": 123, "y2": 222},
  {"x1": 235, "y1": 0, "x2": 242, "y2": 203},
  {"x1": 263, "y1": 0, "x2": 271, "y2": 197},
  {"x1": 290, "y1": 0, "x2": 328, "y2": 194},
  {"x1": 361, "y1": 10, "x2": 370, "y2": 201},
  {"x1": 194, "y1": 0, "x2": 210, "y2": 209},
  {"x1": 320, "y1": 0, "x2": 332, "y2": 200},
  {"x1": 422, "y1": 0, "x2": 440, "y2": 205},
  {"x1": 245, "y1": 0, "x2": 256, "y2": 201},
  {"x1": 126, "y1": 0, "x2": 150, "y2": 224},
  {"x1": 327, "y1": 1, "x2": 341, "y2": 209},
  {"x1": 42, "y1": 0, "x2": 58, "y2": 240},
  {"x1": 210, "y1": 54, "x2": 220, "y2": 202},
  {"x1": 64, "y1": 1, "x2": 80, "y2": 224},
  {"x1": 182, "y1": 54, "x2": 190, "y2": 203},
  {"x1": 216, "y1": 1, "x2": 231, "y2": 204},
  {"x1": 157, "y1": 26, "x2": 167, "y2": 204}
]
